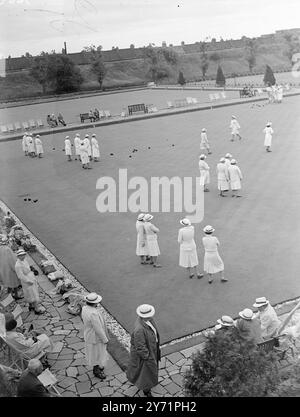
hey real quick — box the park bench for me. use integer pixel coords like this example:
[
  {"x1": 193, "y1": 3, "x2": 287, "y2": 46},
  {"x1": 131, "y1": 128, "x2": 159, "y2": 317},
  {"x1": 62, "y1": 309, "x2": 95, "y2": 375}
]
[
  {"x1": 239, "y1": 88, "x2": 257, "y2": 98},
  {"x1": 257, "y1": 335, "x2": 294, "y2": 364},
  {"x1": 80, "y1": 113, "x2": 95, "y2": 123},
  {"x1": 128, "y1": 103, "x2": 148, "y2": 115},
  {"x1": 174, "y1": 99, "x2": 188, "y2": 108},
  {"x1": 14, "y1": 122, "x2": 22, "y2": 131}
]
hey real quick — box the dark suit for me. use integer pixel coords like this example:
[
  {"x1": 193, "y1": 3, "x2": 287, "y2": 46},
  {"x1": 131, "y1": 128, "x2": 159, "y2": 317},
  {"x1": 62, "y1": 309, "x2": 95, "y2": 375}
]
[{"x1": 17, "y1": 370, "x2": 50, "y2": 397}]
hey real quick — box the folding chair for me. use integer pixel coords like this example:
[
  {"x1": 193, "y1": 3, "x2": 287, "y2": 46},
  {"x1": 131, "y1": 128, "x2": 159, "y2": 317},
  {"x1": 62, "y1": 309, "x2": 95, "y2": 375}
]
[
  {"x1": 38, "y1": 368, "x2": 61, "y2": 396},
  {"x1": 14, "y1": 122, "x2": 22, "y2": 131},
  {"x1": 120, "y1": 111, "x2": 126, "y2": 117},
  {"x1": 256, "y1": 88, "x2": 263, "y2": 95},
  {"x1": 7, "y1": 124, "x2": 14, "y2": 132},
  {"x1": 167, "y1": 101, "x2": 174, "y2": 108},
  {"x1": 214, "y1": 93, "x2": 220, "y2": 100},
  {"x1": 36, "y1": 119, "x2": 44, "y2": 127},
  {"x1": 22, "y1": 121, "x2": 29, "y2": 130},
  {"x1": 104, "y1": 110, "x2": 111, "y2": 118},
  {"x1": 186, "y1": 97, "x2": 193, "y2": 104},
  {"x1": 221, "y1": 92, "x2": 226, "y2": 99},
  {"x1": 29, "y1": 120, "x2": 36, "y2": 129},
  {"x1": 191, "y1": 98, "x2": 198, "y2": 104},
  {"x1": 151, "y1": 106, "x2": 158, "y2": 112},
  {"x1": 99, "y1": 110, "x2": 105, "y2": 119},
  {"x1": 1, "y1": 125, "x2": 8, "y2": 134},
  {"x1": 0, "y1": 294, "x2": 14, "y2": 308}
]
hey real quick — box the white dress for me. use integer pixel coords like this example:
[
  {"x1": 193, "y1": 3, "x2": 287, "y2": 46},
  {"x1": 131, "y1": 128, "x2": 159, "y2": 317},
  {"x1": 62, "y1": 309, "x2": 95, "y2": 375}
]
[
  {"x1": 216, "y1": 163, "x2": 229, "y2": 191},
  {"x1": 202, "y1": 235, "x2": 224, "y2": 274},
  {"x1": 27, "y1": 137, "x2": 35, "y2": 154},
  {"x1": 35, "y1": 138, "x2": 43, "y2": 154},
  {"x1": 15, "y1": 258, "x2": 40, "y2": 303},
  {"x1": 22, "y1": 135, "x2": 28, "y2": 152},
  {"x1": 198, "y1": 160, "x2": 210, "y2": 185},
  {"x1": 263, "y1": 127, "x2": 273, "y2": 147},
  {"x1": 91, "y1": 137, "x2": 100, "y2": 158},
  {"x1": 81, "y1": 305, "x2": 109, "y2": 367},
  {"x1": 143, "y1": 222, "x2": 160, "y2": 256},
  {"x1": 230, "y1": 119, "x2": 240, "y2": 135},
  {"x1": 200, "y1": 132, "x2": 210, "y2": 150},
  {"x1": 228, "y1": 165, "x2": 242, "y2": 190},
  {"x1": 178, "y1": 226, "x2": 198, "y2": 268},
  {"x1": 74, "y1": 137, "x2": 81, "y2": 156},
  {"x1": 80, "y1": 143, "x2": 89, "y2": 165},
  {"x1": 84, "y1": 138, "x2": 92, "y2": 157},
  {"x1": 65, "y1": 139, "x2": 72, "y2": 156},
  {"x1": 136, "y1": 220, "x2": 148, "y2": 256}
]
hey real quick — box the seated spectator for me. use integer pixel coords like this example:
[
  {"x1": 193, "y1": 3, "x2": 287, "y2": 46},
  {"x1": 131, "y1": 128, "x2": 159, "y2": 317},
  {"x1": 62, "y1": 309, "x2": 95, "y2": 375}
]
[
  {"x1": 89, "y1": 109, "x2": 95, "y2": 122},
  {"x1": 9, "y1": 226, "x2": 36, "y2": 252},
  {"x1": 46, "y1": 115, "x2": 52, "y2": 127},
  {"x1": 236, "y1": 308, "x2": 263, "y2": 344},
  {"x1": 94, "y1": 108, "x2": 100, "y2": 120},
  {"x1": 0, "y1": 235, "x2": 22, "y2": 300},
  {"x1": 5, "y1": 319, "x2": 53, "y2": 358},
  {"x1": 50, "y1": 114, "x2": 58, "y2": 126},
  {"x1": 215, "y1": 315, "x2": 235, "y2": 330},
  {"x1": 57, "y1": 113, "x2": 66, "y2": 126},
  {"x1": 4, "y1": 212, "x2": 16, "y2": 233},
  {"x1": 253, "y1": 297, "x2": 280, "y2": 339},
  {"x1": 17, "y1": 359, "x2": 52, "y2": 397}
]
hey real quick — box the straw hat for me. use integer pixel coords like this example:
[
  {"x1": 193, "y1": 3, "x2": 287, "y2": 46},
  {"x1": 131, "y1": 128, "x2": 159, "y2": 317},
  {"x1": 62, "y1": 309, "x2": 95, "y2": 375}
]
[
  {"x1": 225, "y1": 153, "x2": 232, "y2": 158},
  {"x1": 16, "y1": 249, "x2": 26, "y2": 257},
  {"x1": 199, "y1": 154, "x2": 206, "y2": 160},
  {"x1": 180, "y1": 218, "x2": 191, "y2": 226},
  {"x1": 217, "y1": 315, "x2": 235, "y2": 327},
  {"x1": 201, "y1": 128, "x2": 207, "y2": 132},
  {"x1": 239, "y1": 308, "x2": 254, "y2": 320},
  {"x1": 253, "y1": 297, "x2": 269, "y2": 308},
  {"x1": 85, "y1": 292, "x2": 102, "y2": 304},
  {"x1": 85, "y1": 134, "x2": 89, "y2": 138},
  {"x1": 203, "y1": 225, "x2": 215, "y2": 234},
  {"x1": 136, "y1": 304, "x2": 155, "y2": 318},
  {"x1": 137, "y1": 213, "x2": 146, "y2": 221},
  {"x1": 144, "y1": 214, "x2": 153, "y2": 222}
]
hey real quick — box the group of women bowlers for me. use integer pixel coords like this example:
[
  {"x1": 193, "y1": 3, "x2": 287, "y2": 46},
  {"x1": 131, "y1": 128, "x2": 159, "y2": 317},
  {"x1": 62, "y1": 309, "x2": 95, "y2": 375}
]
[
  {"x1": 136, "y1": 213, "x2": 226, "y2": 284},
  {"x1": 64, "y1": 133, "x2": 100, "y2": 168}
]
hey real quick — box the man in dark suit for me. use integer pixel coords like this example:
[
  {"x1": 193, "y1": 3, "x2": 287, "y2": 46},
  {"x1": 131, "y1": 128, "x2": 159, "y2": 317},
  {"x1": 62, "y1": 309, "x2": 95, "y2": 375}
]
[{"x1": 17, "y1": 359, "x2": 51, "y2": 397}]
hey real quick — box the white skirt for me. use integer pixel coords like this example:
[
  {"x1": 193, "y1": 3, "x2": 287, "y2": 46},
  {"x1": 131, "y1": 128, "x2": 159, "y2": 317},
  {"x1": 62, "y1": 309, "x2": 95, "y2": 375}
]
[
  {"x1": 36, "y1": 145, "x2": 43, "y2": 154},
  {"x1": 92, "y1": 147, "x2": 100, "y2": 158},
  {"x1": 136, "y1": 235, "x2": 148, "y2": 256},
  {"x1": 146, "y1": 235, "x2": 160, "y2": 256},
  {"x1": 264, "y1": 136, "x2": 272, "y2": 147},
  {"x1": 230, "y1": 179, "x2": 241, "y2": 190},
  {"x1": 218, "y1": 179, "x2": 229, "y2": 191},
  {"x1": 200, "y1": 170, "x2": 210, "y2": 185},
  {"x1": 85, "y1": 342, "x2": 108, "y2": 367},
  {"x1": 179, "y1": 247, "x2": 198, "y2": 268},
  {"x1": 81, "y1": 153, "x2": 89, "y2": 164},
  {"x1": 75, "y1": 146, "x2": 80, "y2": 156},
  {"x1": 65, "y1": 147, "x2": 72, "y2": 156},
  {"x1": 204, "y1": 251, "x2": 224, "y2": 274}
]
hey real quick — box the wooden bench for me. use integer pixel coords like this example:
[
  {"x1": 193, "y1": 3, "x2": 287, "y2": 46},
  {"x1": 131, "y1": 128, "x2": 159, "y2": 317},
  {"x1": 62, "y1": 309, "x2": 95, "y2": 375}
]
[
  {"x1": 128, "y1": 104, "x2": 147, "y2": 115},
  {"x1": 80, "y1": 113, "x2": 97, "y2": 123},
  {"x1": 239, "y1": 89, "x2": 257, "y2": 98},
  {"x1": 257, "y1": 336, "x2": 293, "y2": 363},
  {"x1": 174, "y1": 99, "x2": 188, "y2": 108}
]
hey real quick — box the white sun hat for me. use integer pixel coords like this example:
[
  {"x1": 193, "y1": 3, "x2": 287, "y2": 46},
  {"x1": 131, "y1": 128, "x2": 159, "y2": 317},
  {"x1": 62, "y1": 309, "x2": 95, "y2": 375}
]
[
  {"x1": 217, "y1": 315, "x2": 235, "y2": 327},
  {"x1": 85, "y1": 134, "x2": 89, "y2": 138},
  {"x1": 137, "y1": 213, "x2": 146, "y2": 221},
  {"x1": 232, "y1": 115, "x2": 236, "y2": 119},
  {"x1": 199, "y1": 154, "x2": 206, "y2": 159},
  {"x1": 136, "y1": 304, "x2": 155, "y2": 318},
  {"x1": 85, "y1": 292, "x2": 102, "y2": 304},
  {"x1": 144, "y1": 214, "x2": 153, "y2": 222},
  {"x1": 76, "y1": 133, "x2": 80, "y2": 137},
  {"x1": 219, "y1": 157, "x2": 226, "y2": 162},
  {"x1": 92, "y1": 134, "x2": 96, "y2": 137},
  {"x1": 203, "y1": 225, "x2": 215, "y2": 234},
  {"x1": 230, "y1": 159, "x2": 237, "y2": 164},
  {"x1": 239, "y1": 308, "x2": 254, "y2": 320},
  {"x1": 201, "y1": 128, "x2": 207, "y2": 132},
  {"x1": 65, "y1": 136, "x2": 69, "y2": 139},
  {"x1": 180, "y1": 218, "x2": 191, "y2": 226},
  {"x1": 253, "y1": 297, "x2": 269, "y2": 308},
  {"x1": 225, "y1": 153, "x2": 232, "y2": 158}
]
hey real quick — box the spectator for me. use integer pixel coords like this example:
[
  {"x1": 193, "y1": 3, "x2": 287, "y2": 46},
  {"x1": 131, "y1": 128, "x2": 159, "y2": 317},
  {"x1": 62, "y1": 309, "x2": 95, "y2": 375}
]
[
  {"x1": 81, "y1": 292, "x2": 109, "y2": 380},
  {"x1": 0, "y1": 235, "x2": 22, "y2": 300},
  {"x1": 3, "y1": 211, "x2": 16, "y2": 233},
  {"x1": 17, "y1": 359, "x2": 52, "y2": 397},
  {"x1": 89, "y1": 109, "x2": 96, "y2": 122},
  {"x1": 57, "y1": 113, "x2": 66, "y2": 126},
  {"x1": 46, "y1": 115, "x2": 51, "y2": 127},
  {"x1": 5, "y1": 319, "x2": 53, "y2": 358},
  {"x1": 126, "y1": 304, "x2": 161, "y2": 397},
  {"x1": 14, "y1": 249, "x2": 45, "y2": 314},
  {"x1": 50, "y1": 114, "x2": 58, "y2": 126},
  {"x1": 236, "y1": 308, "x2": 263, "y2": 344},
  {"x1": 253, "y1": 297, "x2": 280, "y2": 339},
  {"x1": 94, "y1": 108, "x2": 100, "y2": 120}
]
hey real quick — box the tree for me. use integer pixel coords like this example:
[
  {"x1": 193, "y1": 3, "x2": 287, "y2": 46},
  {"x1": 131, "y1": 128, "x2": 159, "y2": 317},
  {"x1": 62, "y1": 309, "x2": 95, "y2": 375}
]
[
  {"x1": 46, "y1": 55, "x2": 83, "y2": 93},
  {"x1": 216, "y1": 65, "x2": 226, "y2": 86},
  {"x1": 199, "y1": 42, "x2": 209, "y2": 79},
  {"x1": 283, "y1": 34, "x2": 300, "y2": 64},
  {"x1": 209, "y1": 52, "x2": 221, "y2": 63},
  {"x1": 184, "y1": 329, "x2": 280, "y2": 397},
  {"x1": 244, "y1": 39, "x2": 257, "y2": 73},
  {"x1": 263, "y1": 65, "x2": 276, "y2": 86},
  {"x1": 143, "y1": 45, "x2": 171, "y2": 83},
  {"x1": 178, "y1": 71, "x2": 186, "y2": 85},
  {"x1": 83, "y1": 45, "x2": 107, "y2": 89},
  {"x1": 30, "y1": 55, "x2": 49, "y2": 94}
]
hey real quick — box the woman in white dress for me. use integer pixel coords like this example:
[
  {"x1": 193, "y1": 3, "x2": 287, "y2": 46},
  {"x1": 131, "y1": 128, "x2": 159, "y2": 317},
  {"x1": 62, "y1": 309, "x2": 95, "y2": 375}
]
[
  {"x1": 14, "y1": 250, "x2": 45, "y2": 314},
  {"x1": 230, "y1": 115, "x2": 242, "y2": 141},
  {"x1": 178, "y1": 218, "x2": 203, "y2": 279},
  {"x1": 22, "y1": 133, "x2": 28, "y2": 156},
  {"x1": 74, "y1": 133, "x2": 81, "y2": 161},
  {"x1": 200, "y1": 128, "x2": 212, "y2": 155},
  {"x1": 263, "y1": 122, "x2": 274, "y2": 152},
  {"x1": 91, "y1": 134, "x2": 100, "y2": 162},
  {"x1": 228, "y1": 159, "x2": 243, "y2": 197},
  {"x1": 34, "y1": 135, "x2": 43, "y2": 158},
  {"x1": 81, "y1": 292, "x2": 109, "y2": 380},
  {"x1": 64, "y1": 136, "x2": 72, "y2": 161},
  {"x1": 27, "y1": 135, "x2": 36, "y2": 158},
  {"x1": 143, "y1": 214, "x2": 161, "y2": 268},
  {"x1": 84, "y1": 134, "x2": 92, "y2": 161},
  {"x1": 136, "y1": 213, "x2": 148, "y2": 264},
  {"x1": 202, "y1": 225, "x2": 226, "y2": 284},
  {"x1": 216, "y1": 158, "x2": 229, "y2": 197},
  {"x1": 79, "y1": 141, "x2": 91, "y2": 169},
  {"x1": 198, "y1": 154, "x2": 210, "y2": 192}
]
